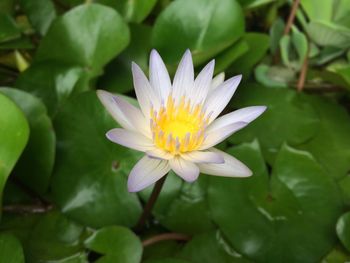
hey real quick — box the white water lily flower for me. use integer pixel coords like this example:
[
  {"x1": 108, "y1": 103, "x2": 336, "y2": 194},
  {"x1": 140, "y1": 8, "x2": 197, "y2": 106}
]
[{"x1": 97, "y1": 50, "x2": 266, "y2": 192}]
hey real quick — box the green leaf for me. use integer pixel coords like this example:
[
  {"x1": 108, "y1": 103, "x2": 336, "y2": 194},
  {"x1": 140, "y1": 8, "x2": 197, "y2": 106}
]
[
  {"x1": 19, "y1": 0, "x2": 56, "y2": 35},
  {"x1": 0, "y1": 93, "x2": 29, "y2": 213},
  {"x1": 321, "y1": 246, "x2": 350, "y2": 263},
  {"x1": 98, "y1": 0, "x2": 158, "y2": 23},
  {"x1": 214, "y1": 39, "x2": 249, "y2": 74},
  {"x1": 24, "y1": 211, "x2": 86, "y2": 263},
  {"x1": 0, "y1": 88, "x2": 55, "y2": 195},
  {"x1": 98, "y1": 24, "x2": 152, "y2": 94},
  {"x1": 178, "y1": 231, "x2": 251, "y2": 263},
  {"x1": 140, "y1": 172, "x2": 214, "y2": 235},
  {"x1": 51, "y1": 91, "x2": 141, "y2": 228},
  {"x1": 229, "y1": 33, "x2": 269, "y2": 75},
  {"x1": 307, "y1": 21, "x2": 350, "y2": 48},
  {"x1": 336, "y1": 212, "x2": 350, "y2": 252},
  {"x1": 15, "y1": 62, "x2": 83, "y2": 116},
  {"x1": 254, "y1": 64, "x2": 296, "y2": 87},
  {"x1": 338, "y1": 175, "x2": 350, "y2": 206},
  {"x1": 152, "y1": 0, "x2": 245, "y2": 66},
  {"x1": 230, "y1": 84, "x2": 320, "y2": 163},
  {"x1": 84, "y1": 226, "x2": 142, "y2": 263},
  {"x1": 208, "y1": 141, "x2": 343, "y2": 262},
  {"x1": 300, "y1": 0, "x2": 333, "y2": 22},
  {"x1": 297, "y1": 96, "x2": 350, "y2": 179},
  {"x1": 0, "y1": 233, "x2": 24, "y2": 263},
  {"x1": 35, "y1": 3, "x2": 130, "y2": 78},
  {"x1": 0, "y1": 13, "x2": 21, "y2": 43},
  {"x1": 269, "y1": 18, "x2": 285, "y2": 53},
  {"x1": 144, "y1": 259, "x2": 191, "y2": 263}
]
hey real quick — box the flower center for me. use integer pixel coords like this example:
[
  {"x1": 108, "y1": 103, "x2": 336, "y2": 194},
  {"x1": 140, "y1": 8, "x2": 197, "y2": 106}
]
[{"x1": 150, "y1": 94, "x2": 209, "y2": 154}]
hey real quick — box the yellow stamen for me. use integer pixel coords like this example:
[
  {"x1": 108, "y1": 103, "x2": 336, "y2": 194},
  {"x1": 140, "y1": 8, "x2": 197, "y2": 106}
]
[{"x1": 151, "y1": 94, "x2": 209, "y2": 155}]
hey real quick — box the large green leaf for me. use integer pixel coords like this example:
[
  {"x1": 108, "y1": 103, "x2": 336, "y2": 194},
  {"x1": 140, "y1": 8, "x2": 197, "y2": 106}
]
[
  {"x1": 84, "y1": 226, "x2": 142, "y2": 263},
  {"x1": 0, "y1": 14, "x2": 20, "y2": 43},
  {"x1": 0, "y1": 88, "x2": 55, "y2": 195},
  {"x1": 297, "y1": 96, "x2": 350, "y2": 179},
  {"x1": 98, "y1": 0, "x2": 158, "y2": 23},
  {"x1": 177, "y1": 231, "x2": 252, "y2": 263},
  {"x1": 19, "y1": 0, "x2": 56, "y2": 35},
  {"x1": 51, "y1": 91, "x2": 141, "y2": 228},
  {"x1": 15, "y1": 62, "x2": 83, "y2": 116},
  {"x1": 140, "y1": 172, "x2": 214, "y2": 235},
  {"x1": 230, "y1": 84, "x2": 320, "y2": 163},
  {"x1": 229, "y1": 33, "x2": 269, "y2": 75},
  {"x1": 208, "y1": 141, "x2": 343, "y2": 262},
  {"x1": 0, "y1": 233, "x2": 24, "y2": 263},
  {"x1": 98, "y1": 24, "x2": 152, "y2": 94},
  {"x1": 152, "y1": 0, "x2": 245, "y2": 66},
  {"x1": 24, "y1": 211, "x2": 86, "y2": 263},
  {"x1": 0, "y1": 93, "x2": 29, "y2": 213},
  {"x1": 336, "y1": 212, "x2": 350, "y2": 252},
  {"x1": 35, "y1": 3, "x2": 130, "y2": 78}
]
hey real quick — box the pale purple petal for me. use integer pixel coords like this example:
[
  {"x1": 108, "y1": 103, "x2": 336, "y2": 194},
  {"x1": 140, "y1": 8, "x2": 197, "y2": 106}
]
[
  {"x1": 199, "y1": 121, "x2": 248, "y2": 150},
  {"x1": 149, "y1": 49, "x2": 171, "y2": 101},
  {"x1": 181, "y1": 150, "x2": 224, "y2": 164},
  {"x1": 146, "y1": 148, "x2": 173, "y2": 160},
  {"x1": 172, "y1": 50, "x2": 194, "y2": 102},
  {"x1": 128, "y1": 155, "x2": 170, "y2": 192},
  {"x1": 204, "y1": 75, "x2": 242, "y2": 122},
  {"x1": 106, "y1": 128, "x2": 154, "y2": 152},
  {"x1": 112, "y1": 95, "x2": 152, "y2": 138},
  {"x1": 207, "y1": 106, "x2": 267, "y2": 134},
  {"x1": 191, "y1": 60, "x2": 215, "y2": 105},
  {"x1": 169, "y1": 157, "x2": 199, "y2": 182},
  {"x1": 97, "y1": 90, "x2": 133, "y2": 130},
  {"x1": 198, "y1": 148, "x2": 252, "y2": 177},
  {"x1": 131, "y1": 62, "x2": 160, "y2": 117}
]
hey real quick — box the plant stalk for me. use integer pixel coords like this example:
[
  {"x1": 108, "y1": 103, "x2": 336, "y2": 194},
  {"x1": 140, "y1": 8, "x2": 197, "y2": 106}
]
[{"x1": 135, "y1": 174, "x2": 168, "y2": 232}]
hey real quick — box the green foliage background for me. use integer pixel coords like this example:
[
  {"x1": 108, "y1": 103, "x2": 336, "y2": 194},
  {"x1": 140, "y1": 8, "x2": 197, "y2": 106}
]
[{"x1": 0, "y1": 0, "x2": 350, "y2": 262}]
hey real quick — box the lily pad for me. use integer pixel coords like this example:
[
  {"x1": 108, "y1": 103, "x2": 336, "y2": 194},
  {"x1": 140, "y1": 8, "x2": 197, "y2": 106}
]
[
  {"x1": 0, "y1": 92, "x2": 29, "y2": 213},
  {"x1": 230, "y1": 84, "x2": 320, "y2": 163},
  {"x1": 336, "y1": 212, "x2": 350, "y2": 252},
  {"x1": 208, "y1": 141, "x2": 343, "y2": 262},
  {"x1": 35, "y1": 3, "x2": 129, "y2": 79},
  {"x1": 0, "y1": 88, "x2": 55, "y2": 195},
  {"x1": 84, "y1": 226, "x2": 142, "y2": 263},
  {"x1": 152, "y1": 0, "x2": 244, "y2": 66},
  {"x1": 0, "y1": 233, "x2": 24, "y2": 263},
  {"x1": 51, "y1": 91, "x2": 142, "y2": 228}
]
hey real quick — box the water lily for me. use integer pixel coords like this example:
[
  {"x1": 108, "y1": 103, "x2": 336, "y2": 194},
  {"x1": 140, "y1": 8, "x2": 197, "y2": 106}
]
[{"x1": 97, "y1": 50, "x2": 266, "y2": 192}]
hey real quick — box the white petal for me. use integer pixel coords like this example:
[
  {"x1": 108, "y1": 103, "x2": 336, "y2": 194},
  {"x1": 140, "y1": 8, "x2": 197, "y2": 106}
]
[
  {"x1": 198, "y1": 148, "x2": 252, "y2": 177},
  {"x1": 97, "y1": 90, "x2": 133, "y2": 130},
  {"x1": 199, "y1": 121, "x2": 247, "y2": 150},
  {"x1": 169, "y1": 157, "x2": 199, "y2": 182},
  {"x1": 106, "y1": 128, "x2": 154, "y2": 152},
  {"x1": 205, "y1": 75, "x2": 242, "y2": 122},
  {"x1": 146, "y1": 148, "x2": 173, "y2": 160},
  {"x1": 131, "y1": 62, "x2": 159, "y2": 117},
  {"x1": 112, "y1": 95, "x2": 152, "y2": 138},
  {"x1": 210, "y1": 72, "x2": 225, "y2": 90},
  {"x1": 191, "y1": 60, "x2": 215, "y2": 105},
  {"x1": 128, "y1": 155, "x2": 170, "y2": 192},
  {"x1": 207, "y1": 106, "x2": 267, "y2": 134},
  {"x1": 149, "y1": 49, "x2": 171, "y2": 101},
  {"x1": 181, "y1": 150, "x2": 224, "y2": 164},
  {"x1": 172, "y1": 50, "x2": 194, "y2": 103}
]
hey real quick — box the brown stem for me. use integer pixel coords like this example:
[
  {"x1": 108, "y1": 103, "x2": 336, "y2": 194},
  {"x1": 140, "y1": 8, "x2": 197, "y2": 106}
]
[
  {"x1": 273, "y1": 0, "x2": 301, "y2": 64},
  {"x1": 297, "y1": 46, "x2": 309, "y2": 92},
  {"x1": 2, "y1": 203, "x2": 54, "y2": 214},
  {"x1": 142, "y1": 233, "x2": 191, "y2": 247},
  {"x1": 135, "y1": 174, "x2": 168, "y2": 232},
  {"x1": 284, "y1": 0, "x2": 301, "y2": 35}
]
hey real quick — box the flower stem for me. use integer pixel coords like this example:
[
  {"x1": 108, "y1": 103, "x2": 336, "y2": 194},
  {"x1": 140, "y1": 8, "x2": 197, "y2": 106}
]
[{"x1": 135, "y1": 174, "x2": 168, "y2": 232}]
